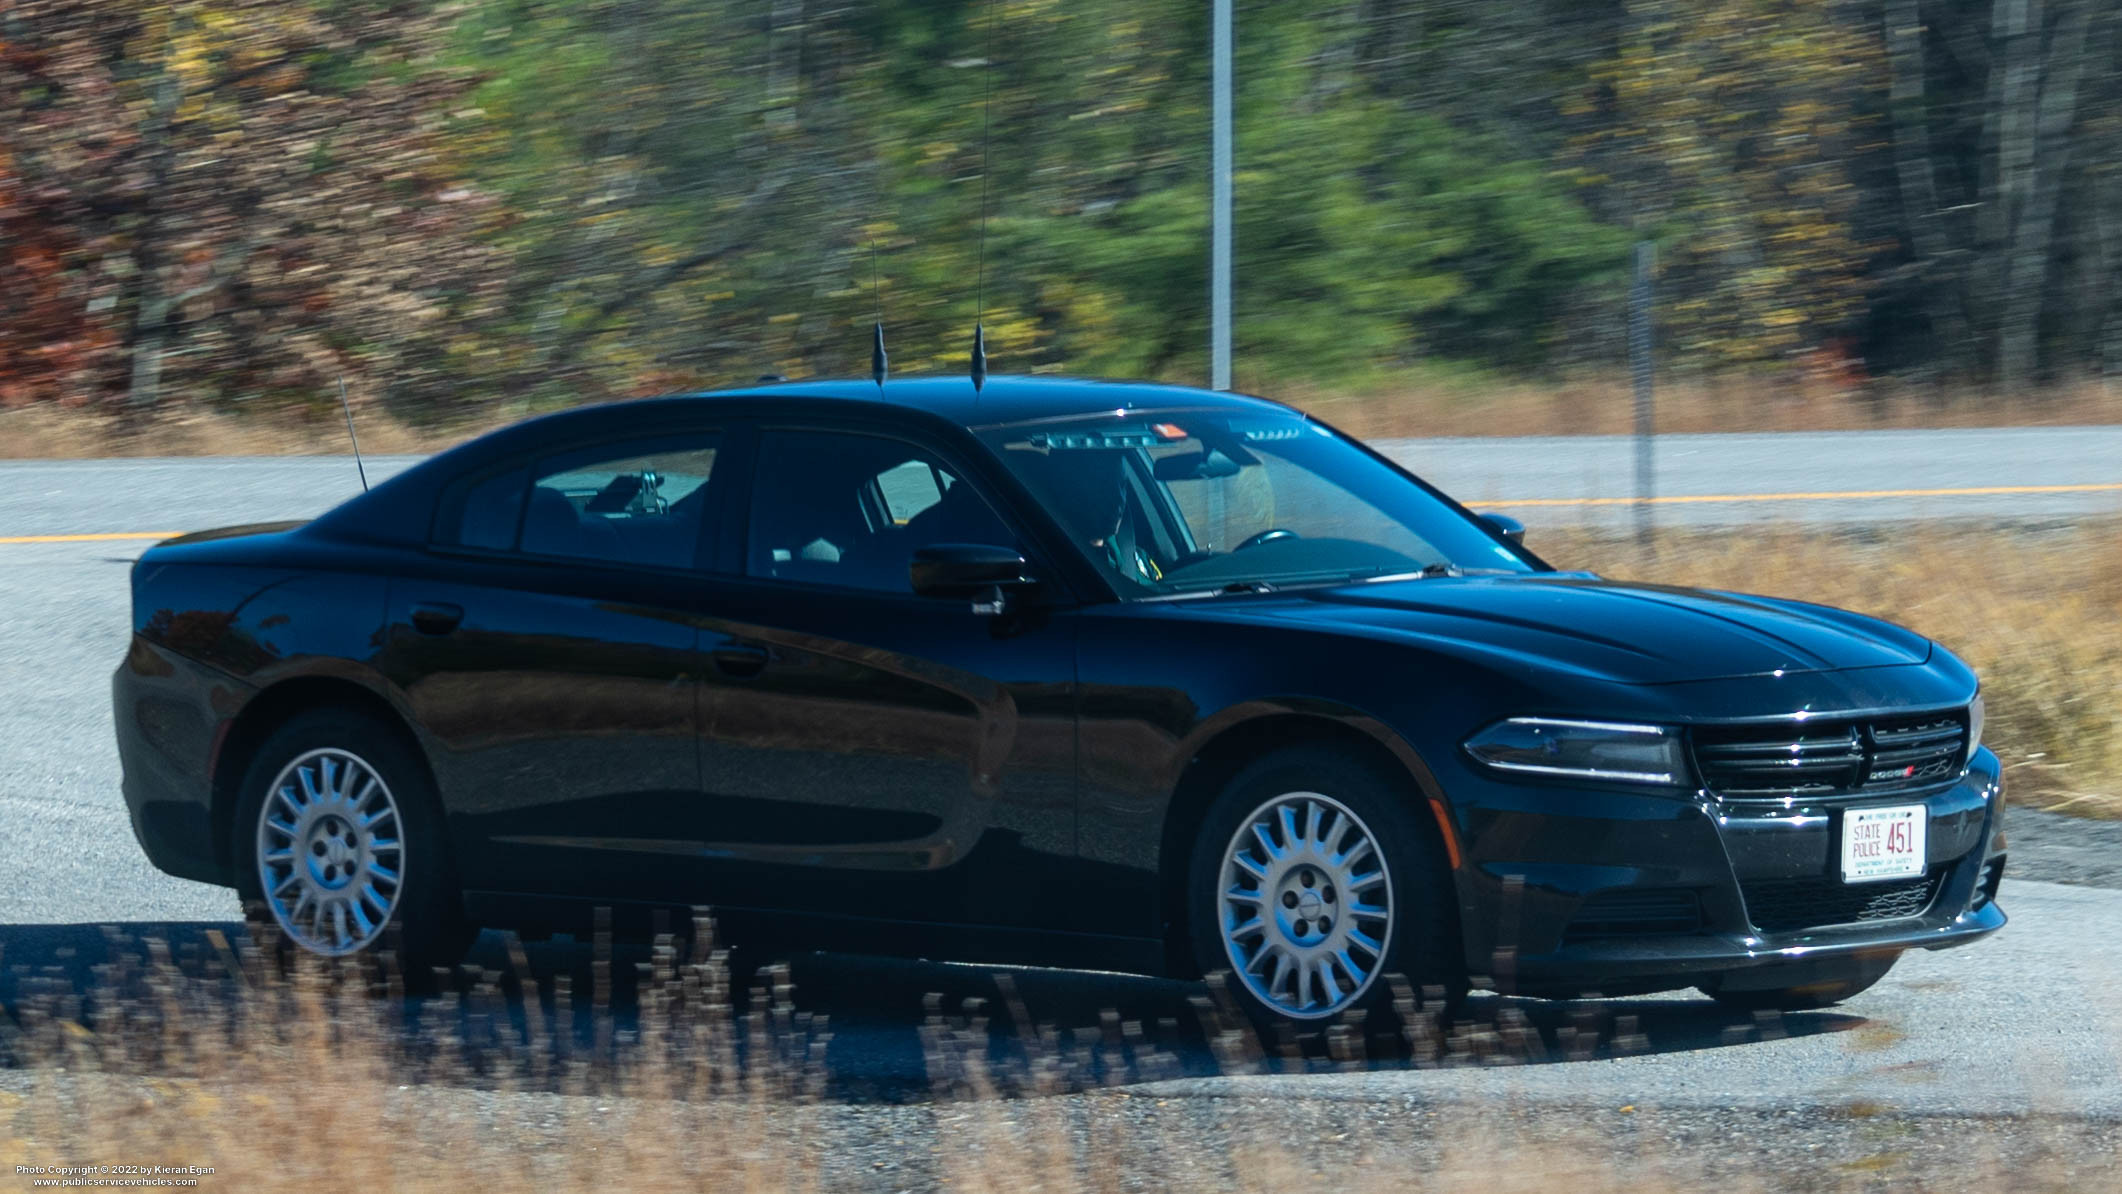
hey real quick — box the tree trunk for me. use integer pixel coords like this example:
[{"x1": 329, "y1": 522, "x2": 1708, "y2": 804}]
[
  {"x1": 1985, "y1": 0, "x2": 2038, "y2": 387},
  {"x1": 124, "y1": 70, "x2": 182, "y2": 411},
  {"x1": 2096, "y1": 197, "x2": 2121, "y2": 388},
  {"x1": 766, "y1": 0, "x2": 803, "y2": 127},
  {"x1": 1990, "y1": 0, "x2": 2091, "y2": 390},
  {"x1": 1886, "y1": 0, "x2": 1974, "y2": 378}
]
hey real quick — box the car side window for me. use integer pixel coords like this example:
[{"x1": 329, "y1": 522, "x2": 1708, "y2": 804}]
[
  {"x1": 441, "y1": 435, "x2": 720, "y2": 570},
  {"x1": 747, "y1": 430, "x2": 1017, "y2": 593}
]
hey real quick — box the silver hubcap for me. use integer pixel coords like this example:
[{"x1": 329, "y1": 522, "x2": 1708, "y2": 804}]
[
  {"x1": 1218, "y1": 792, "x2": 1394, "y2": 1019},
  {"x1": 256, "y1": 748, "x2": 405, "y2": 957}
]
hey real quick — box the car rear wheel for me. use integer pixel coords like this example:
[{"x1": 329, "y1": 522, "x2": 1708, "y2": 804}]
[
  {"x1": 1187, "y1": 745, "x2": 1463, "y2": 1038},
  {"x1": 232, "y1": 708, "x2": 471, "y2": 981},
  {"x1": 1698, "y1": 954, "x2": 1897, "y2": 1011}
]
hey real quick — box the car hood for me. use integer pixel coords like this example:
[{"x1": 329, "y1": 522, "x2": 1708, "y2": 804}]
[{"x1": 1213, "y1": 574, "x2": 1933, "y2": 686}]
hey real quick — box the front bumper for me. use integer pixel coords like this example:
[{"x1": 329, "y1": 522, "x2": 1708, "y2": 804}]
[{"x1": 1449, "y1": 746, "x2": 2007, "y2": 997}]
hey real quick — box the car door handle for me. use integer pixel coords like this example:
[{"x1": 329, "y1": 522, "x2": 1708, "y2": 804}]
[
  {"x1": 410, "y1": 602, "x2": 464, "y2": 636},
  {"x1": 710, "y1": 642, "x2": 771, "y2": 679}
]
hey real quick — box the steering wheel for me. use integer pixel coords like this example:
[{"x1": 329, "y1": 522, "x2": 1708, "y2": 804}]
[{"x1": 1233, "y1": 528, "x2": 1300, "y2": 551}]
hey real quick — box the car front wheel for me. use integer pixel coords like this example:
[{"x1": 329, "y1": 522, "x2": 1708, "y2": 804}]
[
  {"x1": 232, "y1": 708, "x2": 470, "y2": 979},
  {"x1": 1187, "y1": 745, "x2": 1463, "y2": 1035}
]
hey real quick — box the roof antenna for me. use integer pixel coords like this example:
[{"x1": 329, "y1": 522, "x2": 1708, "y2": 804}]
[
  {"x1": 869, "y1": 240, "x2": 888, "y2": 388},
  {"x1": 969, "y1": 0, "x2": 997, "y2": 392},
  {"x1": 338, "y1": 375, "x2": 368, "y2": 492}
]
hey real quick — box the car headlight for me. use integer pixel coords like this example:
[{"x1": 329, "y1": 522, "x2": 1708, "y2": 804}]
[
  {"x1": 1464, "y1": 717, "x2": 1689, "y2": 786},
  {"x1": 1967, "y1": 691, "x2": 1985, "y2": 756}
]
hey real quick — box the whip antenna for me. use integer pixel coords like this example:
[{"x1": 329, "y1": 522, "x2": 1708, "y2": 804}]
[
  {"x1": 338, "y1": 376, "x2": 368, "y2": 492},
  {"x1": 970, "y1": 0, "x2": 997, "y2": 392},
  {"x1": 869, "y1": 241, "x2": 888, "y2": 388}
]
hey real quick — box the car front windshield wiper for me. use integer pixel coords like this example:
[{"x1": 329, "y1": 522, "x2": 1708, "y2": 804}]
[
  {"x1": 1140, "y1": 565, "x2": 1433, "y2": 602},
  {"x1": 1354, "y1": 564, "x2": 1531, "y2": 583},
  {"x1": 1137, "y1": 579, "x2": 1280, "y2": 602},
  {"x1": 1139, "y1": 560, "x2": 1527, "y2": 602}
]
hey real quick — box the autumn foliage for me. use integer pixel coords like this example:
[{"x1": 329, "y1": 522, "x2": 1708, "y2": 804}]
[
  {"x1": 1, "y1": 0, "x2": 2119, "y2": 420},
  {"x1": 0, "y1": 0, "x2": 505, "y2": 416}
]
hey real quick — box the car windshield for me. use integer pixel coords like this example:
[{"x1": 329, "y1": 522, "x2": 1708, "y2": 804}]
[{"x1": 980, "y1": 413, "x2": 1536, "y2": 596}]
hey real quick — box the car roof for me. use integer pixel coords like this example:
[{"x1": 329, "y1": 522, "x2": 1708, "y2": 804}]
[{"x1": 676, "y1": 374, "x2": 1296, "y2": 428}]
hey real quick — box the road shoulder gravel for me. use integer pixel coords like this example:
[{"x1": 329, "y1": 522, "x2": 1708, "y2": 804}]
[{"x1": 2000, "y1": 805, "x2": 2122, "y2": 888}]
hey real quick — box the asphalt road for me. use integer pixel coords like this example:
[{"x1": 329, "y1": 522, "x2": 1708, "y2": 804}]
[
  {"x1": 2, "y1": 424, "x2": 2120, "y2": 541},
  {"x1": 5, "y1": 437, "x2": 2122, "y2": 1167},
  {"x1": 4, "y1": 519, "x2": 2122, "y2": 1124},
  {"x1": 1376, "y1": 424, "x2": 2122, "y2": 527}
]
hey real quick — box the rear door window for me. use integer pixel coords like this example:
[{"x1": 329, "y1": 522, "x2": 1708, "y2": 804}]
[{"x1": 439, "y1": 434, "x2": 722, "y2": 570}]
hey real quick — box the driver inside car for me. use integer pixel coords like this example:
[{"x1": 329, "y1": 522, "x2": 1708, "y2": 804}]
[{"x1": 1011, "y1": 449, "x2": 1163, "y2": 587}]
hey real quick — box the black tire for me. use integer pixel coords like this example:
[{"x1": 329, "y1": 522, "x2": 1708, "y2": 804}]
[
  {"x1": 230, "y1": 707, "x2": 472, "y2": 986},
  {"x1": 1698, "y1": 954, "x2": 1897, "y2": 1011},
  {"x1": 1185, "y1": 745, "x2": 1465, "y2": 1044}
]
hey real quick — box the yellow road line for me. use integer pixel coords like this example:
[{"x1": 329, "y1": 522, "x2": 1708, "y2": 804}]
[
  {"x1": 1488, "y1": 482, "x2": 2122, "y2": 508},
  {"x1": 0, "y1": 532, "x2": 182, "y2": 544}
]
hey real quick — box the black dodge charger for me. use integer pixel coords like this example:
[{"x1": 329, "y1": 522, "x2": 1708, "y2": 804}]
[{"x1": 115, "y1": 377, "x2": 2005, "y2": 1027}]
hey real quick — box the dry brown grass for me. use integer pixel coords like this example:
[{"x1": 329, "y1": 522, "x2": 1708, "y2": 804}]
[
  {"x1": 0, "y1": 931, "x2": 1617, "y2": 1193},
  {"x1": 0, "y1": 403, "x2": 492, "y2": 459},
  {"x1": 2, "y1": 927, "x2": 2106, "y2": 1194},
  {"x1": 1290, "y1": 375, "x2": 2122, "y2": 439},
  {"x1": 1539, "y1": 521, "x2": 2122, "y2": 816},
  {"x1": 6, "y1": 376, "x2": 2121, "y2": 457}
]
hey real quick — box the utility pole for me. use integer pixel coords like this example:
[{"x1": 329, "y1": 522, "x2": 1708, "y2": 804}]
[{"x1": 1210, "y1": 0, "x2": 1232, "y2": 391}]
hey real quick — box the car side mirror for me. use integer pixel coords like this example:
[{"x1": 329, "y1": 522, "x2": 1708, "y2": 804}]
[
  {"x1": 911, "y1": 544, "x2": 1034, "y2": 615},
  {"x1": 1480, "y1": 512, "x2": 1527, "y2": 545}
]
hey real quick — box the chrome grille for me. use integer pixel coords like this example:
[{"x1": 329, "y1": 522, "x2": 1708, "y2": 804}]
[
  {"x1": 1865, "y1": 718, "x2": 1966, "y2": 786},
  {"x1": 1692, "y1": 711, "x2": 1968, "y2": 801},
  {"x1": 1695, "y1": 726, "x2": 1864, "y2": 794}
]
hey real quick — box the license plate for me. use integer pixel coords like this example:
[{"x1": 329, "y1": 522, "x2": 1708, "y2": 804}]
[{"x1": 1842, "y1": 804, "x2": 1927, "y2": 883}]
